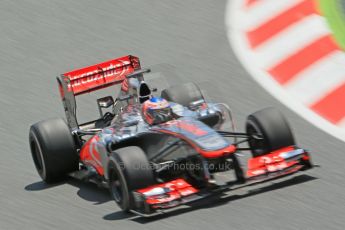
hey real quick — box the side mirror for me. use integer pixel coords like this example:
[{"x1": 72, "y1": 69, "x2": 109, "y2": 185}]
[
  {"x1": 97, "y1": 96, "x2": 114, "y2": 117},
  {"x1": 139, "y1": 82, "x2": 152, "y2": 103},
  {"x1": 189, "y1": 99, "x2": 205, "y2": 110}
]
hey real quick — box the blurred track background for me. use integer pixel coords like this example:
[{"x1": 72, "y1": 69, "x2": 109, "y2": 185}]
[
  {"x1": 229, "y1": 0, "x2": 345, "y2": 142},
  {"x1": 1, "y1": 0, "x2": 345, "y2": 229}
]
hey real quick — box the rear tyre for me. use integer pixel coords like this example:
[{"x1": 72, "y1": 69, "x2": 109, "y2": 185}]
[
  {"x1": 161, "y1": 82, "x2": 204, "y2": 107},
  {"x1": 107, "y1": 146, "x2": 155, "y2": 212},
  {"x1": 29, "y1": 118, "x2": 79, "y2": 183},
  {"x1": 246, "y1": 107, "x2": 295, "y2": 157}
]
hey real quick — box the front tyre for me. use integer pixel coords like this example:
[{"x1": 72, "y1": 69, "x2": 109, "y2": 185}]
[
  {"x1": 29, "y1": 118, "x2": 79, "y2": 183},
  {"x1": 246, "y1": 107, "x2": 295, "y2": 157},
  {"x1": 107, "y1": 146, "x2": 155, "y2": 212}
]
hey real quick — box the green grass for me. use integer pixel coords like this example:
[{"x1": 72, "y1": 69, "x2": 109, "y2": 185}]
[{"x1": 318, "y1": 0, "x2": 345, "y2": 50}]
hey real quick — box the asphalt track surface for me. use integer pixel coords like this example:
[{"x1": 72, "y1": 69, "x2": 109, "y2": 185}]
[{"x1": 1, "y1": 1, "x2": 345, "y2": 229}]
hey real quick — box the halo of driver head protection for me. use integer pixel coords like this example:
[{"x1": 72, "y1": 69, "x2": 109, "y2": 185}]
[{"x1": 142, "y1": 97, "x2": 173, "y2": 125}]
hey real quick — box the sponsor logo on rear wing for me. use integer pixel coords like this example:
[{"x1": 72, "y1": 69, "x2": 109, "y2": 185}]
[{"x1": 61, "y1": 55, "x2": 140, "y2": 95}]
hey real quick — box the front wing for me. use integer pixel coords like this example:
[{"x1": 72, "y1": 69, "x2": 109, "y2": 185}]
[{"x1": 131, "y1": 146, "x2": 312, "y2": 217}]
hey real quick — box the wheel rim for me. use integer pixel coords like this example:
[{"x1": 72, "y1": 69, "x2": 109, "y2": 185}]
[
  {"x1": 30, "y1": 135, "x2": 46, "y2": 179},
  {"x1": 247, "y1": 122, "x2": 266, "y2": 156},
  {"x1": 110, "y1": 171, "x2": 123, "y2": 203},
  {"x1": 186, "y1": 157, "x2": 206, "y2": 182}
]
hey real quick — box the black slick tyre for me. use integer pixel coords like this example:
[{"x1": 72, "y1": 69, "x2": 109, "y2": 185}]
[
  {"x1": 161, "y1": 82, "x2": 204, "y2": 107},
  {"x1": 246, "y1": 107, "x2": 295, "y2": 157},
  {"x1": 107, "y1": 146, "x2": 155, "y2": 212},
  {"x1": 29, "y1": 118, "x2": 79, "y2": 183}
]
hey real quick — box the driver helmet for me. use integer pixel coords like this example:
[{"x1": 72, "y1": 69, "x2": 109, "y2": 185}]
[{"x1": 142, "y1": 97, "x2": 173, "y2": 125}]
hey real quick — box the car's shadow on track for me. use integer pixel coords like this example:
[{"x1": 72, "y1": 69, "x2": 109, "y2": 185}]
[
  {"x1": 25, "y1": 178, "x2": 112, "y2": 205},
  {"x1": 103, "y1": 174, "x2": 318, "y2": 223},
  {"x1": 25, "y1": 180, "x2": 65, "y2": 191},
  {"x1": 71, "y1": 179, "x2": 112, "y2": 205},
  {"x1": 25, "y1": 174, "x2": 317, "y2": 222},
  {"x1": 25, "y1": 178, "x2": 134, "y2": 220}
]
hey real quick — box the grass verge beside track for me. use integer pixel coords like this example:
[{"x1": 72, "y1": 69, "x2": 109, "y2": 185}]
[{"x1": 318, "y1": 0, "x2": 345, "y2": 50}]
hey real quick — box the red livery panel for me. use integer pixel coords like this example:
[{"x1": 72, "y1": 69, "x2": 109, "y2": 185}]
[
  {"x1": 136, "y1": 179, "x2": 199, "y2": 208},
  {"x1": 246, "y1": 146, "x2": 308, "y2": 178},
  {"x1": 79, "y1": 136, "x2": 104, "y2": 175},
  {"x1": 63, "y1": 55, "x2": 140, "y2": 95}
]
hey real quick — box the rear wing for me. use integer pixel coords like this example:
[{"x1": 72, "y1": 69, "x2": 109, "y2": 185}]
[
  {"x1": 57, "y1": 55, "x2": 141, "y2": 129},
  {"x1": 60, "y1": 55, "x2": 140, "y2": 96}
]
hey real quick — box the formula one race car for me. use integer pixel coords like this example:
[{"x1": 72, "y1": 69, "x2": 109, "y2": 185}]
[{"x1": 29, "y1": 55, "x2": 313, "y2": 217}]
